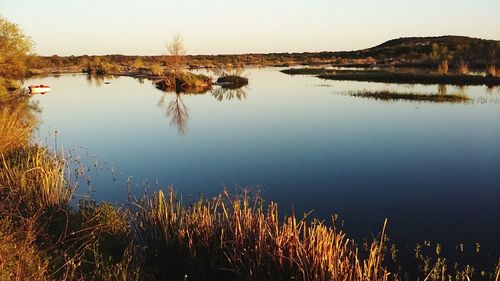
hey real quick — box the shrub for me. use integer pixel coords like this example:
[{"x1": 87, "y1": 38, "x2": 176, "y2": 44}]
[
  {"x1": 457, "y1": 61, "x2": 469, "y2": 75},
  {"x1": 486, "y1": 64, "x2": 497, "y2": 77},
  {"x1": 437, "y1": 60, "x2": 449, "y2": 75}
]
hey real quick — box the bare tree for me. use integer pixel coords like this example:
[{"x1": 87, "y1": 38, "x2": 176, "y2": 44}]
[{"x1": 166, "y1": 33, "x2": 186, "y2": 75}]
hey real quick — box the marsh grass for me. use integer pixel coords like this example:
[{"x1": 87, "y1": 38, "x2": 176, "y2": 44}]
[
  {"x1": 132, "y1": 188, "x2": 390, "y2": 281},
  {"x1": 348, "y1": 90, "x2": 470, "y2": 103},
  {"x1": 318, "y1": 70, "x2": 500, "y2": 86},
  {"x1": 0, "y1": 93, "x2": 38, "y2": 154},
  {"x1": 0, "y1": 146, "x2": 71, "y2": 211}
]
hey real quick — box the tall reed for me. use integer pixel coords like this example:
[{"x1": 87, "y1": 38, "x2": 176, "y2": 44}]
[
  {"x1": 0, "y1": 146, "x2": 72, "y2": 210},
  {"x1": 132, "y1": 189, "x2": 389, "y2": 281},
  {"x1": 0, "y1": 97, "x2": 37, "y2": 154}
]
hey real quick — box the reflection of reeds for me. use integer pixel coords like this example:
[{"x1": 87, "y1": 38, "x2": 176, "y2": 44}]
[
  {"x1": 132, "y1": 189, "x2": 390, "y2": 280},
  {"x1": 437, "y1": 84, "x2": 447, "y2": 95},
  {"x1": 349, "y1": 90, "x2": 470, "y2": 103},
  {"x1": 211, "y1": 86, "x2": 248, "y2": 101}
]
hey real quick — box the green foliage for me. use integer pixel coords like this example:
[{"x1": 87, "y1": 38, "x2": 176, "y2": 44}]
[{"x1": 0, "y1": 17, "x2": 33, "y2": 79}]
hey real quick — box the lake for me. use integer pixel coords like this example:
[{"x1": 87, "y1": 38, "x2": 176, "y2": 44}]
[{"x1": 26, "y1": 68, "x2": 500, "y2": 261}]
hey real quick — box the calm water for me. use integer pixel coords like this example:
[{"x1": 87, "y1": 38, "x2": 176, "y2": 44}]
[{"x1": 27, "y1": 68, "x2": 500, "y2": 259}]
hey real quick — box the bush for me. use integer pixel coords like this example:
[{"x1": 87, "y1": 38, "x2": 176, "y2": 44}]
[{"x1": 437, "y1": 60, "x2": 449, "y2": 75}]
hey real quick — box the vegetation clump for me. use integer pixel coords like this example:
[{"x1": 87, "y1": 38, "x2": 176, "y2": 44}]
[
  {"x1": 280, "y1": 67, "x2": 335, "y2": 75},
  {"x1": 82, "y1": 56, "x2": 121, "y2": 75},
  {"x1": 154, "y1": 34, "x2": 213, "y2": 93},
  {"x1": 316, "y1": 70, "x2": 500, "y2": 86},
  {"x1": 212, "y1": 63, "x2": 248, "y2": 88},
  {"x1": 348, "y1": 90, "x2": 470, "y2": 103},
  {"x1": 155, "y1": 71, "x2": 212, "y2": 93}
]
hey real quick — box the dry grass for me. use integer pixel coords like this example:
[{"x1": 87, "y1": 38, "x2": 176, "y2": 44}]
[
  {"x1": 0, "y1": 146, "x2": 72, "y2": 210},
  {"x1": 212, "y1": 62, "x2": 246, "y2": 77},
  {"x1": 0, "y1": 95, "x2": 37, "y2": 154},
  {"x1": 132, "y1": 189, "x2": 390, "y2": 281},
  {"x1": 149, "y1": 63, "x2": 164, "y2": 77},
  {"x1": 0, "y1": 217, "x2": 49, "y2": 281}
]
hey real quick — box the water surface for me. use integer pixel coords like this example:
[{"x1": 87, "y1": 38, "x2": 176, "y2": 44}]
[{"x1": 27, "y1": 68, "x2": 500, "y2": 260}]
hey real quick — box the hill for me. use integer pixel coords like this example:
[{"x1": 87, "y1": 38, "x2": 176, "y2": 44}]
[{"x1": 333, "y1": 36, "x2": 500, "y2": 66}]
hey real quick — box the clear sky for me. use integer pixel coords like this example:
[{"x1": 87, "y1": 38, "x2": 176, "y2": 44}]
[{"x1": 1, "y1": 0, "x2": 499, "y2": 56}]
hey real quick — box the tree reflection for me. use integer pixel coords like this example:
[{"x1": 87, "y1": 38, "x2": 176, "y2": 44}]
[
  {"x1": 156, "y1": 83, "x2": 249, "y2": 136},
  {"x1": 157, "y1": 93, "x2": 189, "y2": 135}
]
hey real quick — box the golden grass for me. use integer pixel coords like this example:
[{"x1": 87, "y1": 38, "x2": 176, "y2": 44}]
[
  {"x1": 133, "y1": 189, "x2": 390, "y2": 280},
  {"x1": 0, "y1": 98, "x2": 37, "y2": 155},
  {"x1": 0, "y1": 146, "x2": 72, "y2": 210},
  {"x1": 0, "y1": 218, "x2": 49, "y2": 281}
]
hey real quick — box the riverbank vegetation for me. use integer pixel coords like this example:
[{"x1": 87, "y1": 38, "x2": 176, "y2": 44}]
[
  {"x1": 347, "y1": 90, "x2": 471, "y2": 103},
  {"x1": 23, "y1": 36, "x2": 499, "y2": 74},
  {"x1": 318, "y1": 70, "x2": 500, "y2": 86},
  {"x1": 281, "y1": 68, "x2": 500, "y2": 86}
]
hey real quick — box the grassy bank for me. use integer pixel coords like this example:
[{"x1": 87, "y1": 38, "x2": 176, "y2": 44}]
[
  {"x1": 318, "y1": 70, "x2": 500, "y2": 86},
  {"x1": 348, "y1": 90, "x2": 471, "y2": 103},
  {"x1": 281, "y1": 68, "x2": 500, "y2": 86}
]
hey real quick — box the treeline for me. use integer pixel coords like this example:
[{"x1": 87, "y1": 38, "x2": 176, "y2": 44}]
[{"x1": 26, "y1": 36, "x2": 500, "y2": 73}]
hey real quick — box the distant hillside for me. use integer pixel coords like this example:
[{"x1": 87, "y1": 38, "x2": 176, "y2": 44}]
[{"x1": 333, "y1": 36, "x2": 500, "y2": 66}]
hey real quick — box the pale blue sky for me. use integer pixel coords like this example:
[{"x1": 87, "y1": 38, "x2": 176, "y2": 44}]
[{"x1": 1, "y1": 0, "x2": 499, "y2": 56}]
